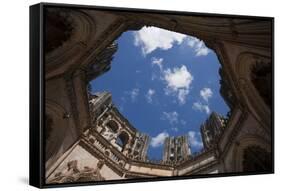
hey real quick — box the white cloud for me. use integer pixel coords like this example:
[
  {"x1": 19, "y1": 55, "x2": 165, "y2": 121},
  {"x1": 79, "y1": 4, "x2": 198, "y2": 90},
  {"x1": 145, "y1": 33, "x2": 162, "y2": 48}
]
[
  {"x1": 151, "y1": 57, "x2": 164, "y2": 71},
  {"x1": 200, "y1": 88, "x2": 213, "y2": 102},
  {"x1": 161, "y1": 111, "x2": 179, "y2": 125},
  {"x1": 127, "y1": 88, "x2": 139, "y2": 102},
  {"x1": 195, "y1": 42, "x2": 210, "y2": 56},
  {"x1": 177, "y1": 89, "x2": 189, "y2": 105},
  {"x1": 187, "y1": 131, "x2": 203, "y2": 148},
  {"x1": 186, "y1": 36, "x2": 198, "y2": 47},
  {"x1": 134, "y1": 26, "x2": 186, "y2": 55},
  {"x1": 164, "y1": 66, "x2": 193, "y2": 91},
  {"x1": 145, "y1": 89, "x2": 156, "y2": 103},
  {"x1": 186, "y1": 36, "x2": 210, "y2": 57},
  {"x1": 133, "y1": 28, "x2": 209, "y2": 57},
  {"x1": 150, "y1": 132, "x2": 169, "y2": 148},
  {"x1": 192, "y1": 102, "x2": 211, "y2": 114},
  {"x1": 163, "y1": 65, "x2": 193, "y2": 104}
]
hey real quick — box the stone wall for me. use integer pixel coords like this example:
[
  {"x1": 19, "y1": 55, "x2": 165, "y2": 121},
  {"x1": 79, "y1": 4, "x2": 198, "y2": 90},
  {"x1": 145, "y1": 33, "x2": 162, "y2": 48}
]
[{"x1": 44, "y1": 6, "x2": 272, "y2": 183}]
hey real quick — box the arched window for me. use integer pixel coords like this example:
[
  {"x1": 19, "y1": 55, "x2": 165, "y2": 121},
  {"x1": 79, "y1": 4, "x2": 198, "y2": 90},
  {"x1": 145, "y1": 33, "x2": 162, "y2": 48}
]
[
  {"x1": 116, "y1": 132, "x2": 129, "y2": 151},
  {"x1": 242, "y1": 146, "x2": 272, "y2": 172},
  {"x1": 251, "y1": 62, "x2": 272, "y2": 108},
  {"x1": 106, "y1": 120, "x2": 119, "y2": 133}
]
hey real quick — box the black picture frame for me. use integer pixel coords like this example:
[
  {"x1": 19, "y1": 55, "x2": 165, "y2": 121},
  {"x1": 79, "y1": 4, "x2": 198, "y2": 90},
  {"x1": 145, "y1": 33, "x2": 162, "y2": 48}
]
[{"x1": 30, "y1": 2, "x2": 274, "y2": 188}]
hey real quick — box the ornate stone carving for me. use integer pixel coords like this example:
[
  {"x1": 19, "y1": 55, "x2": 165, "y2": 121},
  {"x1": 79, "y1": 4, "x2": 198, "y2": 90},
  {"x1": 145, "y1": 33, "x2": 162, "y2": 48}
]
[
  {"x1": 163, "y1": 135, "x2": 192, "y2": 164},
  {"x1": 200, "y1": 112, "x2": 227, "y2": 150},
  {"x1": 49, "y1": 160, "x2": 105, "y2": 184},
  {"x1": 46, "y1": 8, "x2": 74, "y2": 53},
  {"x1": 45, "y1": 8, "x2": 272, "y2": 181},
  {"x1": 84, "y1": 42, "x2": 118, "y2": 83}
]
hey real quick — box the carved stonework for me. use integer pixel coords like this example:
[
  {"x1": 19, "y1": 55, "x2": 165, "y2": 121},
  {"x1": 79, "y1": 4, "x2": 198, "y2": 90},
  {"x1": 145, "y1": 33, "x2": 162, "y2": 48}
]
[
  {"x1": 84, "y1": 42, "x2": 118, "y2": 83},
  {"x1": 219, "y1": 68, "x2": 236, "y2": 110},
  {"x1": 200, "y1": 112, "x2": 226, "y2": 150},
  {"x1": 49, "y1": 160, "x2": 105, "y2": 184},
  {"x1": 44, "y1": 8, "x2": 272, "y2": 181},
  {"x1": 46, "y1": 8, "x2": 74, "y2": 53},
  {"x1": 87, "y1": 92, "x2": 150, "y2": 161},
  {"x1": 163, "y1": 135, "x2": 192, "y2": 164}
]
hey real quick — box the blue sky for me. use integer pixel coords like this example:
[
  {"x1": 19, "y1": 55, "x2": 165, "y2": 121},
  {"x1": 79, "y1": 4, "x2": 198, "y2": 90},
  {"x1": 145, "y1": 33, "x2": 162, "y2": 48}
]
[{"x1": 90, "y1": 26, "x2": 229, "y2": 160}]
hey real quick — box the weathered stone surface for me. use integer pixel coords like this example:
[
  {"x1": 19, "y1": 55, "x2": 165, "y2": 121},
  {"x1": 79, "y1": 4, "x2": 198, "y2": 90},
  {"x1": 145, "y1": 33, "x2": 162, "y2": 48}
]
[{"x1": 45, "y1": 7, "x2": 272, "y2": 183}]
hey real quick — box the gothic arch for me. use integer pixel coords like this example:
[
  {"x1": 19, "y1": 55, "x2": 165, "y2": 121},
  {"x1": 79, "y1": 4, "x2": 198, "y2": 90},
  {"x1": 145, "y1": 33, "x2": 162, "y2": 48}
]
[
  {"x1": 42, "y1": 7, "x2": 274, "y2": 181},
  {"x1": 235, "y1": 52, "x2": 271, "y2": 129},
  {"x1": 45, "y1": 8, "x2": 97, "y2": 79},
  {"x1": 106, "y1": 120, "x2": 119, "y2": 133},
  {"x1": 85, "y1": 13, "x2": 241, "y2": 115},
  {"x1": 232, "y1": 135, "x2": 271, "y2": 172},
  {"x1": 116, "y1": 131, "x2": 130, "y2": 152}
]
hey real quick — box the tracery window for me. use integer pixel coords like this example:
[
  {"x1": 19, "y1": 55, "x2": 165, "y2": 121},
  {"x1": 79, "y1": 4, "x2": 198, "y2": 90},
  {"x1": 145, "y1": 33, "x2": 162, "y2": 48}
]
[
  {"x1": 116, "y1": 132, "x2": 129, "y2": 151},
  {"x1": 106, "y1": 120, "x2": 119, "y2": 133}
]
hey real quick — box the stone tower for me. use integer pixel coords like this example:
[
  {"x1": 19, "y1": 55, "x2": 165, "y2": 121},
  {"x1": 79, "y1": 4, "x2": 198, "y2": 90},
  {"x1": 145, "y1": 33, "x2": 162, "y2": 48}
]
[
  {"x1": 88, "y1": 91, "x2": 150, "y2": 161},
  {"x1": 88, "y1": 91, "x2": 112, "y2": 124},
  {"x1": 129, "y1": 132, "x2": 150, "y2": 161},
  {"x1": 163, "y1": 135, "x2": 192, "y2": 164},
  {"x1": 200, "y1": 112, "x2": 226, "y2": 149}
]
